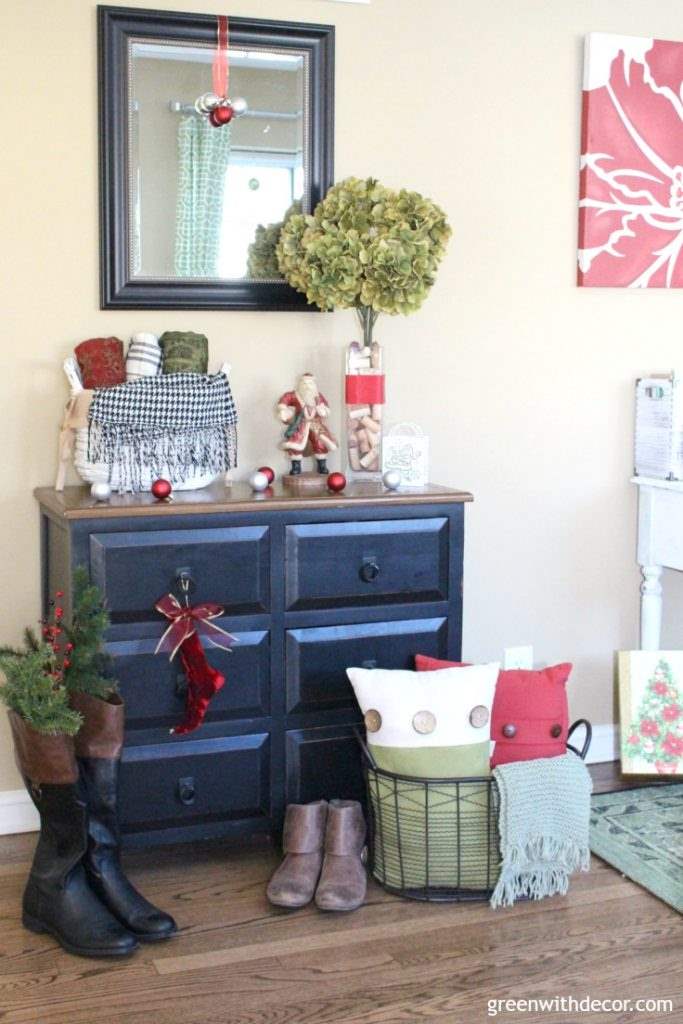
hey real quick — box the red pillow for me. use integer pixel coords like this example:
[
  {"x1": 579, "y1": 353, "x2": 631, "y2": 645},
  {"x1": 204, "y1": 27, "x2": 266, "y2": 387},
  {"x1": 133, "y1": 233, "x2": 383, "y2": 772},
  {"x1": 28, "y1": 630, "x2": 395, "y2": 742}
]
[
  {"x1": 415, "y1": 655, "x2": 571, "y2": 766},
  {"x1": 415, "y1": 655, "x2": 469, "y2": 670}
]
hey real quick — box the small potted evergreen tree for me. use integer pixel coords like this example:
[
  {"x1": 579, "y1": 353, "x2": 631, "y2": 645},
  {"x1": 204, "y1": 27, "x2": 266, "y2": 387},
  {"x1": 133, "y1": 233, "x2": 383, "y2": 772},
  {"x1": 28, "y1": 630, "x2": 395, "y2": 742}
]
[{"x1": 0, "y1": 569, "x2": 175, "y2": 957}]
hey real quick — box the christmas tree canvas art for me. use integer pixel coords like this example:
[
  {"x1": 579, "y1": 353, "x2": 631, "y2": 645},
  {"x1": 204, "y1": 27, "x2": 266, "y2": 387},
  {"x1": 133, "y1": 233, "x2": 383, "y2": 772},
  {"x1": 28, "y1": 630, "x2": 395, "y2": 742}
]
[{"x1": 619, "y1": 651, "x2": 683, "y2": 775}]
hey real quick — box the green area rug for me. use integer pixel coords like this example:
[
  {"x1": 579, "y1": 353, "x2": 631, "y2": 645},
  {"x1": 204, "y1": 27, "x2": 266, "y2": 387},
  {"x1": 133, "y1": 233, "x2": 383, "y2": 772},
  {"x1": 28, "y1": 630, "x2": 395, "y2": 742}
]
[{"x1": 590, "y1": 785, "x2": 682, "y2": 914}]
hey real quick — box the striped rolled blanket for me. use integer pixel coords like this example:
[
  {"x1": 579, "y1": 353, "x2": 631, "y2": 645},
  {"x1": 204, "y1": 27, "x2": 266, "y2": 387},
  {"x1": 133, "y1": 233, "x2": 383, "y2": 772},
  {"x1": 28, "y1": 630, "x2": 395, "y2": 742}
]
[
  {"x1": 126, "y1": 332, "x2": 162, "y2": 381},
  {"x1": 490, "y1": 753, "x2": 592, "y2": 908},
  {"x1": 87, "y1": 370, "x2": 237, "y2": 493}
]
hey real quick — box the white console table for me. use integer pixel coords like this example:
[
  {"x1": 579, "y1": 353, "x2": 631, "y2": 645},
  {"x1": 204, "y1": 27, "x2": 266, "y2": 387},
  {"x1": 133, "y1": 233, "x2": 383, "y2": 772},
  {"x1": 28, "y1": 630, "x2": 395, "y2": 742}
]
[{"x1": 632, "y1": 476, "x2": 683, "y2": 649}]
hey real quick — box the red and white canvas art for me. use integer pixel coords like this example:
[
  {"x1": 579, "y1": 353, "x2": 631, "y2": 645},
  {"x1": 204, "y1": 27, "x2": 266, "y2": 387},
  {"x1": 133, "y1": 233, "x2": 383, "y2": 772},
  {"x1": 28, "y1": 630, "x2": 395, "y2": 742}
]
[{"x1": 578, "y1": 33, "x2": 683, "y2": 288}]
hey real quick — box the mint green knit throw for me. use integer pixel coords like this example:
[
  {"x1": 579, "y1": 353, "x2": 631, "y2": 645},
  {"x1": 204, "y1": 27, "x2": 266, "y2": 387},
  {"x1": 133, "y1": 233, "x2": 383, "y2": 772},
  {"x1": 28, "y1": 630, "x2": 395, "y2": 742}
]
[{"x1": 491, "y1": 754, "x2": 592, "y2": 908}]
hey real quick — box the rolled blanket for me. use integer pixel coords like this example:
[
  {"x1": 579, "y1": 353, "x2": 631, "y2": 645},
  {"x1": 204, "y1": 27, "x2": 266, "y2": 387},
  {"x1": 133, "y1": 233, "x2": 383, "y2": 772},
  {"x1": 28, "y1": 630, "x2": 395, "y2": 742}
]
[
  {"x1": 126, "y1": 332, "x2": 162, "y2": 381},
  {"x1": 159, "y1": 331, "x2": 209, "y2": 374},
  {"x1": 75, "y1": 337, "x2": 126, "y2": 388},
  {"x1": 87, "y1": 370, "x2": 237, "y2": 493},
  {"x1": 490, "y1": 753, "x2": 592, "y2": 908}
]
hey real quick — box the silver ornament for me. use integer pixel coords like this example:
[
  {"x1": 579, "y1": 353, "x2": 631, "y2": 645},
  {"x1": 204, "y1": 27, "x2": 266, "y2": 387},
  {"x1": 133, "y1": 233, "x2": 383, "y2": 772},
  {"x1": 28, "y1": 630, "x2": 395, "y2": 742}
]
[
  {"x1": 196, "y1": 92, "x2": 221, "y2": 114},
  {"x1": 231, "y1": 96, "x2": 248, "y2": 116},
  {"x1": 382, "y1": 469, "x2": 401, "y2": 491},
  {"x1": 249, "y1": 470, "x2": 270, "y2": 492},
  {"x1": 91, "y1": 481, "x2": 112, "y2": 502}
]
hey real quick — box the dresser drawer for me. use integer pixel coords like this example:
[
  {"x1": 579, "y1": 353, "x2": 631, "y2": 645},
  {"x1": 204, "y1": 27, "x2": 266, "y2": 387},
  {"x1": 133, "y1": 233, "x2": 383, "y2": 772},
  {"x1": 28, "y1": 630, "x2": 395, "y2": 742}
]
[
  {"x1": 285, "y1": 518, "x2": 449, "y2": 611},
  {"x1": 110, "y1": 629, "x2": 270, "y2": 729},
  {"x1": 119, "y1": 733, "x2": 270, "y2": 835},
  {"x1": 286, "y1": 724, "x2": 365, "y2": 805},
  {"x1": 90, "y1": 526, "x2": 270, "y2": 621},
  {"x1": 286, "y1": 617, "x2": 448, "y2": 715}
]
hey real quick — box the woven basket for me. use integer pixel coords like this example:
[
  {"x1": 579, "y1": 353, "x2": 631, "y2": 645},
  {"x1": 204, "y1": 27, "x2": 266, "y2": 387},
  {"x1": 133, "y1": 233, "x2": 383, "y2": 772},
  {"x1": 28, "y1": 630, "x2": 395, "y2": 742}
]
[{"x1": 58, "y1": 358, "x2": 231, "y2": 492}]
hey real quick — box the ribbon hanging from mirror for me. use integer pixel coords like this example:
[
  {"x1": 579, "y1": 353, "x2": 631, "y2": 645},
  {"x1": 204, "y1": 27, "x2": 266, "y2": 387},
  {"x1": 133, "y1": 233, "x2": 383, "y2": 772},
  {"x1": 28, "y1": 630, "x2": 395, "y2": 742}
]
[{"x1": 212, "y1": 15, "x2": 229, "y2": 100}]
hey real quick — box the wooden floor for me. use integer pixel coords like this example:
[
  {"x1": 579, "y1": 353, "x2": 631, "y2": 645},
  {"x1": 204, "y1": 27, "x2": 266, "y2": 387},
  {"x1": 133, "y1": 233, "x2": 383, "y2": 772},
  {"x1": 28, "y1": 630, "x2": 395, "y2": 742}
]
[{"x1": 0, "y1": 765, "x2": 680, "y2": 1024}]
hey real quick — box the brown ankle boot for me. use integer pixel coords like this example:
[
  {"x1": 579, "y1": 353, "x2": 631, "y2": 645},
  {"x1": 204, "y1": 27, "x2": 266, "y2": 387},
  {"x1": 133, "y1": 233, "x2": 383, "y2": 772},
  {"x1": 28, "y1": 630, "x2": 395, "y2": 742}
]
[
  {"x1": 267, "y1": 800, "x2": 328, "y2": 908},
  {"x1": 315, "y1": 800, "x2": 367, "y2": 912}
]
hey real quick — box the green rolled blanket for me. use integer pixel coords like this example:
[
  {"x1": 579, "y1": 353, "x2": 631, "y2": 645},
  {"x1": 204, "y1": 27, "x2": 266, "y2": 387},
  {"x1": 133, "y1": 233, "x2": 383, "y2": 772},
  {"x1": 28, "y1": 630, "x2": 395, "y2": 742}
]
[{"x1": 159, "y1": 332, "x2": 209, "y2": 374}]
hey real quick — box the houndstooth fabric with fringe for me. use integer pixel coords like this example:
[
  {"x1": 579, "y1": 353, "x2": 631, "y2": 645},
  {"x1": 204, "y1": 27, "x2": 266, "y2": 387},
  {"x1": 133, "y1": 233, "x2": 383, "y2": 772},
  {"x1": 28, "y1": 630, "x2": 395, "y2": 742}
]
[{"x1": 87, "y1": 370, "x2": 237, "y2": 492}]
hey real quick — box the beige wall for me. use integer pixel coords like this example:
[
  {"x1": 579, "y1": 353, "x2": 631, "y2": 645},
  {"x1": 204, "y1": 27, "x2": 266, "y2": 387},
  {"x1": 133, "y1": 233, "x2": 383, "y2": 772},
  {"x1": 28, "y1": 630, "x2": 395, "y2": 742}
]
[{"x1": 1, "y1": 0, "x2": 682, "y2": 793}]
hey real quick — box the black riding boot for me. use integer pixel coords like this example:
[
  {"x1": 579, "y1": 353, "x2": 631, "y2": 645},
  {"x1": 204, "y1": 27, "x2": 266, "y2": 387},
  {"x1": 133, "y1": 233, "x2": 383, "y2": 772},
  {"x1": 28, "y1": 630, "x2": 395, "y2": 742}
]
[
  {"x1": 316, "y1": 458, "x2": 329, "y2": 475},
  {"x1": 9, "y1": 712, "x2": 138, "y2": 958},
  {"x1": 72, "y1": 692, "x2": 177, "y2": 942}
]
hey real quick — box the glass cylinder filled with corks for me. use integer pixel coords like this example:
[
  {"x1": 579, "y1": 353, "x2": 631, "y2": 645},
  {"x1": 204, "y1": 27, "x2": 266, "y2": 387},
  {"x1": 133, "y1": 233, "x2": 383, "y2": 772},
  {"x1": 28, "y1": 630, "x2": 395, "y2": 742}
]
[{"x1": 345, "y1": 339, "x2": 385, "y2": 479}]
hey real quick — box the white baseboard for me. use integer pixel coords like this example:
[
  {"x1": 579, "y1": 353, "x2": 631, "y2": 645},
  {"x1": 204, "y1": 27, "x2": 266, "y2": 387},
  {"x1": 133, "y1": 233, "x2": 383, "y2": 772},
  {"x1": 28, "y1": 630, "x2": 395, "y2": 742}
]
[
  {"x1": 0, "y1": 724, "x2": 620, "y2": 836},
  {"x1": 584, "y1": 723, "x2": 619, "y2": 764},
  {"x1": 0, "y1": 789, "x2": 38, "y2": 835}
]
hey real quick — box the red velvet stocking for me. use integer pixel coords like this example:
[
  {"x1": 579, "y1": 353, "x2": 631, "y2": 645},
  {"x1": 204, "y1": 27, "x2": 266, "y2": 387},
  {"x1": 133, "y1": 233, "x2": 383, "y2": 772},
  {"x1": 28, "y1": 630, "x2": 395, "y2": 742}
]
[{"x1": 173, "y1": 632, "x2": 226, "y2": 735}]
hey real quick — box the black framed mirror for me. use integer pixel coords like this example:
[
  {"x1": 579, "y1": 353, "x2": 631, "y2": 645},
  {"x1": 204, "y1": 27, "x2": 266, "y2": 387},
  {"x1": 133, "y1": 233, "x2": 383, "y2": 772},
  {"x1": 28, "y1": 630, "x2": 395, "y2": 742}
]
[{"x1": 98, "y1": 5, "x2": 334, "y2": 310}]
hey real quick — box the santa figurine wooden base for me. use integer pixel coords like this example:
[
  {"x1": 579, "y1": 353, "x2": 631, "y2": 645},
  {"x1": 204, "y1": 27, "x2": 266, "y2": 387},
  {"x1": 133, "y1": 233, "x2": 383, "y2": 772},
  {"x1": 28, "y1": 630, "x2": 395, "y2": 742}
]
[{"x1": 276, "y1": 373, "x2": 338, "y2": 483}]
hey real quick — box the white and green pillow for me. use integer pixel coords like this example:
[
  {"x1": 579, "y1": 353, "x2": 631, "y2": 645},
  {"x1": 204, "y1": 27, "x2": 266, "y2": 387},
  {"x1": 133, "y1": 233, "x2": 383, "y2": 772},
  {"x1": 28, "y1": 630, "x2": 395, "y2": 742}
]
[
  {"x1": 346, "y1": 663, "x2": 501, "y2": 892},
  {"x1": 346, "y1": 663, "x2": 499, "y2": 777}
]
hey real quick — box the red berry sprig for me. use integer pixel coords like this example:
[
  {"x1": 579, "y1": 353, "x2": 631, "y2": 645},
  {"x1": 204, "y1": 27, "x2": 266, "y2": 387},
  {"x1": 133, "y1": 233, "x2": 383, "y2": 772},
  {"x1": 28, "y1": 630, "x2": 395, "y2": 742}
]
[{"x1": 40, "y1": 589, "x2": 74, "y2": 685}]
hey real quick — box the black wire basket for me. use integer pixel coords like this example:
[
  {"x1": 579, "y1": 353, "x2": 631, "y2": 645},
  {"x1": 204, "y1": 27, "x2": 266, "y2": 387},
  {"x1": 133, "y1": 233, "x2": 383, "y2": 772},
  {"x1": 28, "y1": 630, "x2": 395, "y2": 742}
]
[{"x1": 358, "y1": 719, "x2": 592, "y2": 903}]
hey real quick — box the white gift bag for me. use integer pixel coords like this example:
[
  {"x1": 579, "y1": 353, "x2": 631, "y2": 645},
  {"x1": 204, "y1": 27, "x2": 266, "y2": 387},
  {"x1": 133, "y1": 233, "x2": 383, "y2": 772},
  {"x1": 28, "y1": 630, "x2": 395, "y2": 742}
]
[{"x1": 382, "y1": 422, "x2": 430, "y2": 487}]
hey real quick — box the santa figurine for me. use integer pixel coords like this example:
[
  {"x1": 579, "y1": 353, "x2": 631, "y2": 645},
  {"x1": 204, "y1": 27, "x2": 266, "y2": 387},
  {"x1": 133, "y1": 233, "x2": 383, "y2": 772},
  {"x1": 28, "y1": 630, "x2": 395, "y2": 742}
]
[{"x1": 277, "y1": 373, "x2": 338, "y2": 475}]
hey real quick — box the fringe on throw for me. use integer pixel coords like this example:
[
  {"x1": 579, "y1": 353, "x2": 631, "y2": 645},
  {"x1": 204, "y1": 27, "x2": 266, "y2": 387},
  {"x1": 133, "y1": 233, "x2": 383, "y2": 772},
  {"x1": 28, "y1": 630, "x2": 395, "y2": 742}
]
[
  {"x1": 87, "y1": 422, "x2": 237, "y2": 494},
  {"x1": 490, "y1": 835, "x2": 590, "y2": 908}
]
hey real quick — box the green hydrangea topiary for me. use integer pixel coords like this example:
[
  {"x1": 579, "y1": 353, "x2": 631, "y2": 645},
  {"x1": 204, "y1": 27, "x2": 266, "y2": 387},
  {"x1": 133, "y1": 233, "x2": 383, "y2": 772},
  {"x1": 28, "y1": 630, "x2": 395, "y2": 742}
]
[{"x1": 276, "y1": 177, "x2": 451, "y2": 342}]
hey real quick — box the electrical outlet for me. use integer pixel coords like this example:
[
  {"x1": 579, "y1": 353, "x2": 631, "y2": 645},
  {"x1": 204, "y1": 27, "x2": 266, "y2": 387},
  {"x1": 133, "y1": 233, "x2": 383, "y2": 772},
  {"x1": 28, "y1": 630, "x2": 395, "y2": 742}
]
[{"x1": 503, "y1": 645, "x2": 533, "y2": 670}]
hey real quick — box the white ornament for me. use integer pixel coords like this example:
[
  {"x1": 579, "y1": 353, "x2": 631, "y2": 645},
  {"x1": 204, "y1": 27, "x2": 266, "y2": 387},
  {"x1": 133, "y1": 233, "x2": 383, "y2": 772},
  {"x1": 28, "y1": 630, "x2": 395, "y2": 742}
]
[
  {"x1": 382, "y1": 469, "x2": 401, "y2": 491},
  {"x1": 231, "y1": 96, "x2": 248, "y2": 116},
  {"x1": 91, "y1": 481, "x2": 111, "y2": 502},
  {"x1": 249, "y1": 470, "x2": 270, "y2": 492}
]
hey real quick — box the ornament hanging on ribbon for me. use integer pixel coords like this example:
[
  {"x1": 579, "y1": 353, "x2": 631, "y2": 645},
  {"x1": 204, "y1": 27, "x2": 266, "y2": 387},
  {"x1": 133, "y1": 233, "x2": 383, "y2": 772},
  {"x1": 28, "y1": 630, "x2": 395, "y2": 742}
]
[
  {"x1": 155, "y1": 589, "x2": 237, "y2": 735},
  {"x1": 194, "y1": 15, "x2": 248, "y2": 128}
]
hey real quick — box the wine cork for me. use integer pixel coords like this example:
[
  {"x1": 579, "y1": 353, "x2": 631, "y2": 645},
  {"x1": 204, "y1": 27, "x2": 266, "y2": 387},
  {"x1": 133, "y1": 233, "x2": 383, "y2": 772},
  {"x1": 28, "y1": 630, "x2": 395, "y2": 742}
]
[
  {"x1": 360, "y1": 449, "x2": 379, "y2": 470},
  {"x1": 361, "y1": 415, "x2": 380, "y2": 434},
  {"x1": 371, "y1": 404, "x2": 383, "y2": 421},
  {"x1": 348, "y1": 405, "x2": 371, "y2": 420},
  {"x1": 349, "y1": 447, "x2": 361, "y2": 471},
  {"x1": 359, "y1": 430, "x2": 371, "y2": 455},
  {"x1": 370, "y1": 342, "x2": 381, "y2": 369}
]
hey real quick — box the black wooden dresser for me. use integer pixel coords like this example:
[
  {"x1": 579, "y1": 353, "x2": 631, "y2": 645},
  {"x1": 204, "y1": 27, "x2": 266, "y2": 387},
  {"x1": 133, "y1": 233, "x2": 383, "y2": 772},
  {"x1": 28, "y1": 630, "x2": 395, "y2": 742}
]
[{"x1": 35, "y1": 481, "x2": 471, "y2": 847}]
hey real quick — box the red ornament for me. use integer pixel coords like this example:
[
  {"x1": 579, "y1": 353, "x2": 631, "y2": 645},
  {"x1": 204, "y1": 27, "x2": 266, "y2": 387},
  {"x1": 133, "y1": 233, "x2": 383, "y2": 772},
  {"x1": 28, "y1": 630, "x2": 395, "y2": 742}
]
[
  {"x1": 151, "y1": 478, "x2": 172, "y2": 501},
  {"x1": 211, "y1": 104, "x2": 233, "y2": 126},
  {"x1": 258, "y1": 466, "x2": 275, "y2": 484},
  {"x1": 327, "y1": 472, "x2": 346, "y2": 493}
]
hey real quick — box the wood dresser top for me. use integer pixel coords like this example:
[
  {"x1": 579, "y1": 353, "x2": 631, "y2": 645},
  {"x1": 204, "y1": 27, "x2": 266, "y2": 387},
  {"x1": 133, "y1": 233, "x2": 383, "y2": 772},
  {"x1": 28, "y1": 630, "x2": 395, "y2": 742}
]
[{"x1": 34, "y1": 481, "x2": 473, "y2": 521}]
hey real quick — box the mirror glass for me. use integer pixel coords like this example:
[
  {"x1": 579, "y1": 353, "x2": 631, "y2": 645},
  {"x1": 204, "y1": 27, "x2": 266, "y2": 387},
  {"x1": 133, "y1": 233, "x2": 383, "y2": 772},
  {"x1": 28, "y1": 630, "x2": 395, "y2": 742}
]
[{"x1": 129, "y1": 40, "x2": 308, "y2": 281}]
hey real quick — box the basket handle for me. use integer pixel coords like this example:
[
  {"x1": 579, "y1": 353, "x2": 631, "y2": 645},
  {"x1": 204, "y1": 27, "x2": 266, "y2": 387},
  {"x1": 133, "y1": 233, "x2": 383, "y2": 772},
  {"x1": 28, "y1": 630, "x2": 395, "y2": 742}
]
[
  {"x1": 566, "y1": 718, "x2": 592, "y2": 761},
  {"x1": 353, "y1": 727, "x2": 379, "y2": 770},
  {"x1": 63, "y1": 357, "x2": 83, "y2": 395}
]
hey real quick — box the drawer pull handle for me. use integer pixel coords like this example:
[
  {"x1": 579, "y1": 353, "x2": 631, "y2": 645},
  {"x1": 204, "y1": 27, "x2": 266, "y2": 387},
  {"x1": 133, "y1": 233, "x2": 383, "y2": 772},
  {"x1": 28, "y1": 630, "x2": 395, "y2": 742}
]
[
  {"x1": 359, "y1": 560, "x2": 380, "y2": 584},
  {"x1": 177, "y1": 776, "x2": 196, "y2": 805}
]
